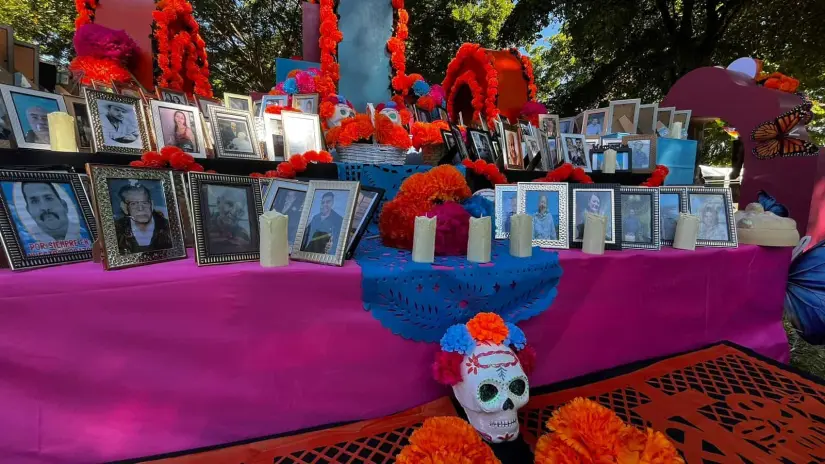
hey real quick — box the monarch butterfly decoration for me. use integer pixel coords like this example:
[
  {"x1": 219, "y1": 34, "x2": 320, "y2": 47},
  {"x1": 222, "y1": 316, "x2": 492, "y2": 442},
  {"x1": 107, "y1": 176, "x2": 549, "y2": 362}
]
[
  {"x1": 785, "y1": 236, "x2": 825, "y2": 345},
  {"x1": 750, "y1": 99, "x2": 820, "y2": 160}
]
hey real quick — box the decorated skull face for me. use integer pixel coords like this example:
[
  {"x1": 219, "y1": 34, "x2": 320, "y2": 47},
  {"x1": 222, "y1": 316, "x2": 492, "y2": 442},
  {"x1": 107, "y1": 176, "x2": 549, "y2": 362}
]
[
  {"x1": 453, "y1": 343, "x2": 529, "y2": 442},
  {"x1": 433, "y1": 313, "x2": 535, "y2": 443},
  {"x1": 327, "y1": 103, "x2": 355, "y2": 128},
  {"x1": 379, "y1": 107, "x2": 401, "y2": 125}
]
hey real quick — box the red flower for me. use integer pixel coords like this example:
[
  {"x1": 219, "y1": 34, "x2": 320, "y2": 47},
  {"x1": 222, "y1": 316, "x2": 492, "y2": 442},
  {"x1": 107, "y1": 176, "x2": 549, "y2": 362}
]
[
  {"x1": 516, "y1": 345, "x2": 537, "y2": 376},
  {"x1": 250, "y1": 172, "x2": 264, "y2": 178},
  {"x1": 276, "y1": 162, "x2": 296, "y2": 178},
  {"x1": 289, "y1": 155, "x2": 308, "y2": 172},
  {"x1": 159, "y1": 145, "x2": 182, "y2": 161},
  {"x1": 169, "y1": 151, "x2": 195, "y2": 170},
  {"x1": 188, "y1": 163, "x2": 205, "y2": 172},
  {"x1": 129, "y1": 160, "x2": 146, "y2": 167},
  {"x1": 432, "y1": 351, "x2": 464, "y2": 386}
]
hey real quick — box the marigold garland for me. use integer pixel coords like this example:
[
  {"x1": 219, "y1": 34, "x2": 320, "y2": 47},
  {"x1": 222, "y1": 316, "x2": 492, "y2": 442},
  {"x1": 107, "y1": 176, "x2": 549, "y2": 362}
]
[
  {"x1": 509, "y1": 48, "x2": 538, "y2": 101},
  {"x1": 442, "y1": 44, "x2": 502, "y2": 127},
  {"x1": 410, "y1": 121, "x2": 450, "y2": 149},
  {"x1": 387, "y1": 1, "x2": 409, "y2": 96},
  {"x1": 74, "y1": 0, "x2": 98, "y2": 29},
  {"x1": 129, "y1": 146, "x2": 209, "y2": 172},
  {"x1": 152, "y1": 0, "x2": 213, "y2": 97},
  {"x1": 533, "y1": 163, "x2": 594, "y2": 184},
  {"x1": 395, "y1": 417, "x2": 501, "y2": 464},
  {"x1": 461, "y1": 159, "x2": 508, "y2": 185},
  {"x1": 447, "y1": 70, "x2": 484, "y2": 126},
  {"x1": 317, "y1": 0, "x2": 342, "y2": 101},
  {"x1": 249, "y1": 150, "x2": 333, "y2": 180},
  {"x1": 68, "y1": 56, "x2": 132, "y2": 85},
  {"x1": 640, "y1": 165, "x2": 670, "y2": 187}
]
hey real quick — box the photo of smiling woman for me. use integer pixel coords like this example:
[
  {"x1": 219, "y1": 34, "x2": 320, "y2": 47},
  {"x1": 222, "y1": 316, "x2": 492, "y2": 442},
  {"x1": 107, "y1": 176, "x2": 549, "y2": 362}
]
[{"x1": 162, "y1": 109, "x2": 199, "y2": 153}]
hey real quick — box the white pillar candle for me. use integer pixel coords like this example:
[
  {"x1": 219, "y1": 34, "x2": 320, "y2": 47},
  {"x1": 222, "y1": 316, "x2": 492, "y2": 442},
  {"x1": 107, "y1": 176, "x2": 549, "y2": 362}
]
[
  {"x1": 670, "y1": 121, "x2": 683, "y2": 139},
  {"x1": 467, "y1": 216, "x2": 492, "y2": 263},
  {"x1": 509, "y1": 214, "x2": 533, "y2": 258},
  {"x1": 602, "y1": 148, "x2": 617, "y2": 174},
  {"x1": 48, "y1": 112, "x2": 78, "y2": 152},
  {"x1": 260, "y1": 211, "x2": 289, "y2": 267},
  {"x1": 412, "y1": 216, "x2": 437, "y2": 263},
  {"x1": 674, "y1": 213, "x2": 700, "y2": 251},
  {"x1": 582, "y1": 212, "x2": 607, "y2": 255}
]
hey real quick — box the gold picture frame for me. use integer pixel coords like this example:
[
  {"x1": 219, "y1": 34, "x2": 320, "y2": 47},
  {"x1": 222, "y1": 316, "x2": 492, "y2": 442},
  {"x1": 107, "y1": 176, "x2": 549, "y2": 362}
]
[
  {"x1": 223, "y1": 93, "x2": 253, "y2": 113},
  {"x1": 86, "y1": 164, "x2": 187, "y2": 270},
  {"x1": 291, "y1": 180, "x2": 360, "y2": 267},
  {"x1": 84, "y1": 89, "x2": 151, "y2": 155}
]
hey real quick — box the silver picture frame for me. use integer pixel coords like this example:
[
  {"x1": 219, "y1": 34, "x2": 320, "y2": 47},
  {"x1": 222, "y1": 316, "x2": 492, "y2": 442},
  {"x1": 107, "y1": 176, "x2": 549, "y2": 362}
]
[
  {"x1": 149, "y1": 99, "x2": 207, "y2": 159},
  {"x1": 291, "y1": 93, "x2": 320, "y2": 114},
  {"x1": 84, "y1": 89, "x2": 151, "y2": 155},
  {"x1": 620, "y1": 186, "x2": 661, "y2": 250},
  {"x1": 558, "y1": 117, "x2": 576, "y2": 134},
  {"x1": 262, "y1": 113, "x2": 285, "y2": 161},
  {"x1": 658, "y1": 187, "x2": 687, "y2": 247},
  {"x1": 0, "y1": 84, "x2": 68, "y2": 150},
  {"x1": 638, "y1": 103, "x2": 658, "y2": 135},
  {"x1": 581, "y1": 108, "x2": 609, "y2": 137},
  {"x1": 494, "y1": 184, "x2": 518, "y2": 240},
  {"x1": 207, "y1": 105, "x2": 263, "y2": 160},
  {"x1": 223, "y1": 93, "x2": 252, "y2": 113},
  {"x1": 291, "y1": 180, "x2": 359, "y2": 267},
  {"x1": 685, "y1": 186, "x2": 738, "y2": 248},
  {"x1": 516, "y1": 182, "x2": 569, "y2": 249},
  {"x1": 655, "y1": 106, "x2": 675, "y2": 134},
  {"x1": 260, "y1": 94, "x2": 289, "y2": 117},
  {"x1": 281, "y1": 111, "x2": 323, "y2": 160},
  {"x1": 569, "y1": 183, "x2": 622, "y2": 250},
  {"x1": 262, "y1": 178, "x2": 309, "y2": 253}
]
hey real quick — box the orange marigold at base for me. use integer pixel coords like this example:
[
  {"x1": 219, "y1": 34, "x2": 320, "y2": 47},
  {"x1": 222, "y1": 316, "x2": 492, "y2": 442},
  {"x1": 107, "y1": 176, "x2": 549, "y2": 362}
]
[{"x1": 395, "y1": 417, "x2": 500, "y2": 464}]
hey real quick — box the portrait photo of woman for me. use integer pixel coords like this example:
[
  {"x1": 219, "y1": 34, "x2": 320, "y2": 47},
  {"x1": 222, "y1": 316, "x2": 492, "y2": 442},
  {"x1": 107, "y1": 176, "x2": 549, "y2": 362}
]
[
  {"x1": 164, "y1": 109, "x2": 198, "y2": 153},
  {"x1": 150, "y1": 100, "x2": 207, "y2": 158}
]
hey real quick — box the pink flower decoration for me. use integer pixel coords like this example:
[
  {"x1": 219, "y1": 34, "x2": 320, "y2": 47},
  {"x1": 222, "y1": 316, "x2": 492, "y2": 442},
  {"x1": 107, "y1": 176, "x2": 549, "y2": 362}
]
[
  {"x1": 73, "y1": 24, "x2": 138, "y2": 65},
  {"x1": 426, "y1": 202, "x2": 471, "y2": 256},
  {"x1": 295, "y1": 71, "x2": 317, "y2": 93},
  {"x1": 430, "y1": 84, "x2": 446, "y2": 106},
  {"x1": 521, "y1": 101, "x2": 547, "y2": 117}
]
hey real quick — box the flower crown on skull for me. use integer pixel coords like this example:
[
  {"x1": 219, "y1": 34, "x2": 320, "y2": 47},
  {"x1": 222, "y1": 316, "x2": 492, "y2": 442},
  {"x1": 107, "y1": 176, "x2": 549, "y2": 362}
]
[{"x1": 432, "y1": 312, "x2": 536, "y2": 386}]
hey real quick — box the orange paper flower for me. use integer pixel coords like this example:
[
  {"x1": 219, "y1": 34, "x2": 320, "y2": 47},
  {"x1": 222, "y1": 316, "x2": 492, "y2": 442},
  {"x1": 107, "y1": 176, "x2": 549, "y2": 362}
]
[
  {"x1": 395, "y1": 417, "x2": 500, "y2": 464},
  {"x1": 374, "y1": 113, "x2": 412, "y2": 150},
  {"x1": 466, "y1": 313, "x2": 509, "y2": 345}
]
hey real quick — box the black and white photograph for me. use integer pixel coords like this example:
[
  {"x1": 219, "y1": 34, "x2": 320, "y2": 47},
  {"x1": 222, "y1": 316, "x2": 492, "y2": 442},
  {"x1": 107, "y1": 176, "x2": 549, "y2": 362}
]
[
  {"x1": 263, "y1": 113, "x2": 286, "y2": 161},
  {"x1": 156, "y1": 87, "x2": 187, "y2": 105},
  {"x1": 345, "y1": 186, "x2": 384, "y2": 259},
  {"x1": 524, "y1": 135, "x2": 541, "y2": 163},
  {"x1": 450, "y1": 124, "x2": 470, "y2": 162},
  {"x1": 582, "y1": 109, "x2": 608, "y2": 136},
  {"x1": 260, "y1": 95, "x2": 289, "y2": 116},
  {"x1": 0, "y1": 84, "x2": 67, "y2": 150},
  {"x1": 607, "y1": 99, "x2": 641, "y2": 134},
  {"x1": 620, "y1": 187, "x2": 660, "y2": 250},
  {"x1": 441, "y1": 130, "x2": 457, "y2": 151},
  {"x1": 539, "y1": 114, "x2": 559, "y2": 138},
  {"x1": 570, "y1": 184, "x2": 621, "y2": 250},
  {"x1": 85, "y1": 89, "x2": 149, "y2": 154},
  {"x1": 224, "y1": 93, "x2": 252, "y2": 112},
  {"x1": 292, "y1": 180, "x2": 359, "y2": 266},
  {"x1": 281, "y1": 111, "x2": 323, "y2": 160},
  {"x1": 503, "y1": 125, "x2": 524, "y2": 169},
  {"x1": 292, "y1": 93, "x2": 319, "y2": 114},
  {"x1": 63, "y1": 95, "x2": 93, "y2": 151},
  {"x1": 687, "y1": 187, "x2": 737, "y2": 247},
  {"x1": 150, "y1": 100, "x2": 207, "y2": 158},
  {"x1": 494, "y1": 184, "x2": 518, "y2": 240},
  {"x1": 544, "y1": 137, "x2": 559, "y2": 170},
  {"x1": 561, "y1": 133, "x2": 590, "y2": 170},
  {"x1": 622, "y1": 135, "x2": 657, "y2": 172},
  {"x1": 195, "y1": 95, "x2": 223, "y2": 121},
  {"x1": 517, "y1": 182, "x2": 568, "y2": 249},
  {"x1": 0, "y1": 171, "x2": 97, "y2": 270},
  {"x1": 468, "y1": 128, "x2": 495, "y2": 162},
  {"x1": 87, "y1": 165, "x2": 186, "y2": 270},
  {"x1": 263, "y1": 179, "x2": 308, "y2": 253},
  {"x1": 659, "y1": 188, "x2": 686, "y2": 246},
  {"x1": 208, "y1": 105, "x2": 262, "y2": 159},
  {"x1": 189, "y1": 173, "x2": 263, "y2": 265}
]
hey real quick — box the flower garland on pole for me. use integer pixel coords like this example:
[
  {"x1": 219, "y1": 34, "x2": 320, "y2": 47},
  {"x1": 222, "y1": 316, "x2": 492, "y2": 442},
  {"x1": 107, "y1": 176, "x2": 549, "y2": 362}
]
[
  {"x1": 388, "y1": 0, "x2": 409, "y2": 97},
  {"x1": 442, "y1": 44, "x2": 502, "y2": 128},
  {"x1": 447, "y1": 70, "x2": 484, "y2": 126},
  {"x1": 317, "y1": 0, "x2": 342, "y2": 102},
  {"x1": 152, "y1": 0, "x2": 213, "y2": 98},
  {"x1": 509, "y1": 48, "x2": 537, "y2": 101},
  {"x1": 74, "y1": 0, "x2": 98, "y2": 28}
]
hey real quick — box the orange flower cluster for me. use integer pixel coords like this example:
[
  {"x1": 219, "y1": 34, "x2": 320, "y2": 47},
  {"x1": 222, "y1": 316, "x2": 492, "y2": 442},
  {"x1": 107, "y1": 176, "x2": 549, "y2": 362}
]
[
  {"x1": 379, "y1": 165, "x2": 471, "y2": 249},
  {"x1": 461, "y1": 159, "x2": 508, "y2": 185},
  {"x1": 466, "y1": 313, "x2": 508, "y2": 345},
  {"x1": 153, "y1": 0, "x2": 213, "y2": 98},
  {"x1": 443, "y1": 44, "x2": 500, "y2": 126},
  {"x1": 410, "y1": 120, "x2": 450, "y2": 149},
  {"x1": 534, "y1": 398, "x2": 683, "y2": 464},
  {"x1": 396, "y1": 417, "x2": 501, "y2": 464},
  {"x1": 317, "y1": 0, "x2": 342, "y2": 101},
  {"x1": 74, "y1": 0, "x2": 97, "y2": 29},
  {"x1": 325, "y1": 114, "x2": 375, "y2": 148},
  {"x1": 448, "y1": 70, "x2": 484, "y2": 125},
  {"x1": 249, "y1": 150, "x2": 333, "y2": 180},
  {"x1": 387, "y1": 1, "x2": 409, "y2": 96},
  {"x1": 534, "y1": 163, "x2": 593, "y2": 184},
  {"x1": 264, "y1": 105, "x2": 299, "y2": 115},
  {"x1": 514, "y1": 49, "x2": 538, "y2": 101},
  {"x1": 375, "y1": 114, "x2": 412, "y2": 150},
  {"x1": 319, "y1": 100, "x2": 336, "y2": 121},
  {"x1": 68, "y1": 56, "x2": 132, "y2": 85},
  {"x1": 757, "y1": 72, "x2": 800, "y2": 93}
]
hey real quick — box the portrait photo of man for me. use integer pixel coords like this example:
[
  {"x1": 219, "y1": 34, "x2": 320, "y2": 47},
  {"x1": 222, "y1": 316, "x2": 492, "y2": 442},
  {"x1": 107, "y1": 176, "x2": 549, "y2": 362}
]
[
  {"x1": 7, "y1": 91, "x2": 61, "y2": 146},
  {"x1": 205, "y1": 185, "x2": 255, "y2": 255},
  {"x1": 659, "y1": 193, "x2": 681, "y2": 241},
  {"x1": 110, "y1": 180, "x2": 173, "y2": 254},
  {"x1": 585, "y1": 113, "x2": 605, "y2": 136},
  {"x1": 270, "y1": 187, "x2": 307, "y2": 250},
  {"x1": 97, "y1": 101, "x2": 142, "y2": 148},
  {"x1": 301, "y1": 190, "x2": 345, "y2": 255},
  {"x1": 528, "y1": 191, "x2": 559, "y2": 240},
  {"x1": 621, "y1": 195, "x2": 652, "y2": 244},
  {"x1": 575, "y1": 190, "x2": 613, "y2": 241}
]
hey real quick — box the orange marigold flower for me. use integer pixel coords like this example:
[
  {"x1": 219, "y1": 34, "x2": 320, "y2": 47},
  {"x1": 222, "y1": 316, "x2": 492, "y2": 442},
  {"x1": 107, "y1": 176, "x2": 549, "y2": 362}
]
[
  {"x1": 547, "y1": 398, "x2": 627, "y2": 460},
  {"x1": 534, "y1": 433, "x2": 583, "y2": 464},
  {"x1": 396, "y1": 417, "x2": 500, "y2": 464},
  {"x1": 375, "y1": 114, "x2": 412, "y2": 150},
  {"x1": 466, "y1": 313, "x2": 509, "y2": 345}
]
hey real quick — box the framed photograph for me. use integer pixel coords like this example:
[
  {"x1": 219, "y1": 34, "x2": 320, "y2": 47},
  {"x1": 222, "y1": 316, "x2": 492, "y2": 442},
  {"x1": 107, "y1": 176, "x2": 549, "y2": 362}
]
[
  {"x1": 560, "y1": 133, "x2": 590, "y2": 171},
  {"x1": 450, "y1": 123, "x2": 470, "y2": 162},
  {"x1": 262, "y1": 178, "x2": 309, "y2": 253},
  {"x1": 84, "y1": 89, "x2": 150, "y2": 155},
  {"x1": 262, "y1": 113, "x2": 286, "y2": 161},
  {"x1": 224, "y1": 93, "x2": 252, "y2": 112},
  {"x1": 659, "y1": 187, "x2": 687, "y2": 246},
  {"x1": 87, "y1": 165, "x2": 186, "y2": 270},
  {"x1": 281, "y1": 111, "x2": 323, "y2": 160},
  {"x1": 415, "y1": 106, "x2": 432, "y2": 123},
  {"x1": 345, "y1": 185, "x2": 384, "y2": 259},
  {"x1": 686, "y1": 187, "x2": 738, "y2": 247},
  {"x1": 538, "y1": 114, "x2": 560, "y2": 138},
  {"x1": 194, "y1": 94, "x2": 222, "y2": 121},
  {"x1": 558, "y1": 117, "x2": 575, "y2": 134},
  {"x1": 517, "y1": 182, "x2": 568, "y2": 249},
  {"x1": 0, "y1": 170, "x2": 96, "y2": 270},
  {"x1": 149, "y1": 100, "x2": 207, "y2": 158},
  {"x1": 543, "y1": 137, "x2": 560, "y2": 170},
  {"x1": 517, "y1": 119, "x2": 533, "y2": 137},
  {"x1": 620, "y1": 187, "x2": 660, "y2": 250},
  {"x1": 260, "y1": 94, "x2": 289, "y2": 116},
  {"x1": 502, "y1": 123, "x2": 524, "y2": 170},
  {"x1": 494, "y1": 184, "x2": 518, "y2": 240},
  {"x1": 655, "y1": 106, "x2": 675, "y2": 133},
  {"x1": 113, "y1": 81, "x2": 146, "y2": 100},
  {"x1": 637, "y1": 103, "x2": 657, "y2": 135},
  {"x1": 622, "y1": 134, "x2": 657, "y2": 173},
  {"x1": 189, "y1": 172, "x2": 263, "y2": 265},
  {"x1": 437, "y1": 108, "x2": 449, "y2": 122},
  {"x1": 292, "y1": 93, "x2": 319, "y2": 114},
  {"x1": 91, "y1": 80, "x2": 115, "y2": 93},
  {"x1": 63, "y1": 95, "x2": 93, "y2": 152},
  {"x1": 13, "y1": 40, "x2": 39, "y2": 87},
  {"x1": 292, "y1": 180, "x2": 360, "y2": 266},
  {"x1": 491, "y1": 139, "x2": 501, "y2": 161},
  {"x1": 590, "y1": 146, "x2": 631, "y2": 172},
  {"x1": 468, "y1": 128, "x2": 495, "y2": 162},
  {"x1": 574, "y1": 112, "x2": 585, "y2": 133},
  {"x1": 523, "y1": 135, "x2": 542, "y2": 164},
  {"x1": 569, "y1": 183, "x2": 622, "y2": 250},
  {"x1": 208, "y1": 105, "x2": 262, "y2": 159},
  {"x1": 174, "y1": 172, "x2": 195, "y2": 248},
  {"x1": 672, "y1": 110, "x2": 691, "y2": 138},
  {"x1": 582, "y1": 108, "x2": 609, "y2": 136},
  {"x1": 78, "y1": 174, "x2": 92, "y2": 209},
  {"x1": 600, "y1": 135, "x2": 624, "y2": 147},
  {"x1": 153, "y1": 87, "x2": 186, "y2": 105},
  {"x1": 607, "y1": 99, "x2": 641, "y2": 134},
  {"x1": 0, "y1": 84, "x2": 67, "y2": 150},
  {"x1": 441, "y1": 130, "x2": 456, "y2": 152}
]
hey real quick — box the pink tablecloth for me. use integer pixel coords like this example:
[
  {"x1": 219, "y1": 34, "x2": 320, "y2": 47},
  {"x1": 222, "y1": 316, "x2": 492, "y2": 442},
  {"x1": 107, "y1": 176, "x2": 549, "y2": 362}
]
[{"x1": 0, "y1": 245, "x2": 790, "y2": 463}]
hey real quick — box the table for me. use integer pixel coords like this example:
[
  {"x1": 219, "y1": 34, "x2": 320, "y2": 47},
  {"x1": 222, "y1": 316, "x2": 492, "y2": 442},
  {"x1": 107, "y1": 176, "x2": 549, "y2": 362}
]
[{"x1": 0, "y1": 245, "x2": 791, "y2": 463}]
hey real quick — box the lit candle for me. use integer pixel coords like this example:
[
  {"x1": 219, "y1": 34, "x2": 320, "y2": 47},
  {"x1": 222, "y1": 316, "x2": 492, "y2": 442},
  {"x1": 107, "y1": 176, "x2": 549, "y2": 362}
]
[
  {"x1": 467, "y1": 216, "x2": 491, "y2": 263},
  {"x1": 412, "y1": 216, "x2": 437, "y2": 263},
  {"x1": 670, "y1": 121, "x2": 683, "y2": 139},
  {"x1": 260, "y1": 211, "x2": 289, "y2": 267},
  {"x1": 47, "y1": 112, "x2": 78, "y2": 152},
  {"x1": 602, "y1": 148, "x2": 617, "y2": 174},
  {"x1": 582, "y1": 212, "x2": 606, "y2": 255},
  {"x1": 509, "y1": 214, "x2": 533, "y2": 258},
  {"x1": 674, "y1": 213, "x2": 699, "y2": 251}
]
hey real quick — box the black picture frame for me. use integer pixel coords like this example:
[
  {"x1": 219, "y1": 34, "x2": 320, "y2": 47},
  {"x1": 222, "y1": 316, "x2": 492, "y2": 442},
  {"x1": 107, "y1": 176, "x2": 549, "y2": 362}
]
[
  {"x1": 450, "y1": 123, "x2": 470, "y2": 162},
  {"x1": 345, "y1": 185, "x2": 384, "y2": 260},
  {"x1": 619, "y1": 186, "x2": 660, "y2": 250},
  {"x1": 568, "y1": 183, "x2": 622, "y2": 251},
  {"x1": 589, "y1": 146, "x2": 633, "y2": 173},
  {"x1": 467, "y1": 128, "x2": 496, "y2": 163}
]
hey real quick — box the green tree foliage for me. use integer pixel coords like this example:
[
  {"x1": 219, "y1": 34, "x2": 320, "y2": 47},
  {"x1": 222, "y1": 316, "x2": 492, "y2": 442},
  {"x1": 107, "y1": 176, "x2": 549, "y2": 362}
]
[{"x1": 0, "y1": 0, "x2": 75, "y2": 64}]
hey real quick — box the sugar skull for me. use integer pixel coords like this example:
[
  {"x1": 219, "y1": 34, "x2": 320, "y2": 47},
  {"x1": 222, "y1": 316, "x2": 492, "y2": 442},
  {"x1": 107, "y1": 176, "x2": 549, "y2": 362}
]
[
  {"x1": 433, "y1": 313, "x2": 535, "y2": 443},
  {"x1": 376, "y1": 102, "x2": 403, "y2": 126},
  {"x1": 324, "y1": 95, "x2": 355, "y2": 128}
]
